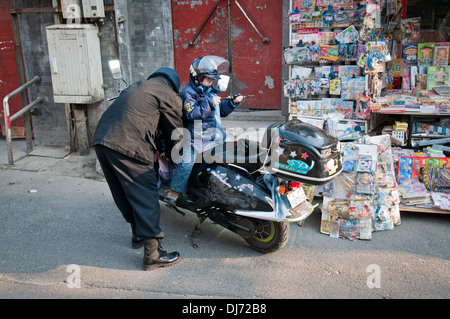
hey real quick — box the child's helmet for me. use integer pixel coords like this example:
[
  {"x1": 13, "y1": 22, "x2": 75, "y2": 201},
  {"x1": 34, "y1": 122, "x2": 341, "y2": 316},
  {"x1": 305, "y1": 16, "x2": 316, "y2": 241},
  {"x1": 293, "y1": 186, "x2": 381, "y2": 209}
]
[{"x1": 189, "y1": 56, "x2": 229, "y2": 86}]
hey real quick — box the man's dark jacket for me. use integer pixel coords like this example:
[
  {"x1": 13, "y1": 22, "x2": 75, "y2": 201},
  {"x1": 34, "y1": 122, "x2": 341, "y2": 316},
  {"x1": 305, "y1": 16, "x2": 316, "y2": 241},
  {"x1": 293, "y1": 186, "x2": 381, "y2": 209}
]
[{"x1": 93, "y1": 77, "x2": 183, "y2": 166}]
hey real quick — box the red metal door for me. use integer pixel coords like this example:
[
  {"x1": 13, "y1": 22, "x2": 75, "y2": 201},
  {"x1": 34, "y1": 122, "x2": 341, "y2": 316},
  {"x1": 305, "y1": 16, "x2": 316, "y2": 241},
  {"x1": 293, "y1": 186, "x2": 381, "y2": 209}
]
[
  {"x1": 0, "y1": 0, "x2": 24, "y2": 135},
  {"x1": 172, "y1": 0, "x2": 282, "y2": 109}
]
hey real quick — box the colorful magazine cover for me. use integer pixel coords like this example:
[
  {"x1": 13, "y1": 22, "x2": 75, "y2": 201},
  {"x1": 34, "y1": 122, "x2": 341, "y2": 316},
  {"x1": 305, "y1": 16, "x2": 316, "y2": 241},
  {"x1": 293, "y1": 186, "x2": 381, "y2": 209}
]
[
  {"x1": 402, "y1": 66, "x2": 411, "y2": 90},
  {"x1": 314, "y1": 65, "x2": 339, "y2": 79},
  {"x1": 291, "y1": 32, "x2": 319, "y2": 47},
  {"x1": 403, "y1": 44, "x2": 417, "y2": 66},
  {"x1": 392, "y1": 59, "x2": 403, "y2": 77},
  {"x1": 398, "y1": 181, "x2": 429, "y2": 199},
  {"x1": 338, "y1": 65, "x2": 361, "y2": 78},
  {"x1": 426, "y1": 66, "x2": 449, "y2": 90},
  {"x1": 329, "y1": 79, "x2": 341, "y2": 95},
  {"x1": 418, "y1": 66, "x2": 428, "y2": 90},
  {"x1": 417, "y1": 43, "x2": 435, "y2": 65},
  {"x1": 322, "y1": 98, "x2": 353, "y2": 119},
  {"x1": 431, "y1": 192, "x2": 450, "y2": 210},
  {"x1": 335, "y1": 100, "x2": 353, "y2": 118},
  {"x1": 293, "y1": 0, "x2": 315, "y2": 9},
  {"x1": 341, "y1": 77, "x2": 365, "y2": 100},
  {"x1": 401, "y1": 17, "x2": 420, "y2": 45},
  {"x1": 434, "y1": 87, "x2": 450, "y2": 96},
  {"x1": 433, "y1": 46, "x2": 450, "y2": 66},
  {"x1": 398, "y1": 156, "x2": 450, "y2": 185},
  {"x1": 296, "y1": 100, "x2": 322, "y2": 117},
  {"x1": 411, "y1": 66, "x2": 418, "y2": 89}
]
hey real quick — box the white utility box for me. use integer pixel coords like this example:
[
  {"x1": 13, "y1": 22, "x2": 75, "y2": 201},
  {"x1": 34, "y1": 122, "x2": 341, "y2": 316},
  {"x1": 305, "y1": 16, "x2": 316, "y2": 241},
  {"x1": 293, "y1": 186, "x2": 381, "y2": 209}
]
[
  {"x1": 82, "y1": 0, "x2": 105, "y2": 19},
  {"x1": 61, "y1": 0, "x2": 82, "y2": 19},
  {"x1": 46, "y1": 24, "x2": 104, "y2": 104}
]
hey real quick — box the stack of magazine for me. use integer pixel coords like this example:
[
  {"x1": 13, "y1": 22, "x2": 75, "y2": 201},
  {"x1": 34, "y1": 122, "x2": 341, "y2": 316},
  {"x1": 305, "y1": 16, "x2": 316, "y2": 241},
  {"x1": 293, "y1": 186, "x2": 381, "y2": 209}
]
[{"x1": 398, "y1": 181, "x2": 431, "y2": 206}]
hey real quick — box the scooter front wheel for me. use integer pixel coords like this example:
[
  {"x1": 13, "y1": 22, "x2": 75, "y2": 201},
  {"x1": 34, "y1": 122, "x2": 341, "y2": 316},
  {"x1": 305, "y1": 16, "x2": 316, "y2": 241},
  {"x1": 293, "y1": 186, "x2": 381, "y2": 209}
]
[{"x1": 245, "y1": 220, "x2": 289, "y2": 253}]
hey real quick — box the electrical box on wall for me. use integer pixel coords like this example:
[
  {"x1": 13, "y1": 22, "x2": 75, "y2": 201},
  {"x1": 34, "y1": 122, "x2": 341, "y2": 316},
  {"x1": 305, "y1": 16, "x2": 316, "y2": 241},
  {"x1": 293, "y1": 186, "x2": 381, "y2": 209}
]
[
  {"x1": 81, "y1": 0, "x2": 105, "y2": 19},
  {"x1": 61, "y1": 0, "x2": 83, "y2": 20},
  {"x1": 46, "y1": 24, "x2": 104, "y2": 104}
]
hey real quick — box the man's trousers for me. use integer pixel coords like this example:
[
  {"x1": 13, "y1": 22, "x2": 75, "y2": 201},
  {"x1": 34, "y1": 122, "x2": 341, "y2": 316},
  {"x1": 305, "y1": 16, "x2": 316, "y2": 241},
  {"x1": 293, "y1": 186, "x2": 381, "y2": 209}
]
[{"x1": 94, "y1": 145, "x2": 164, "y2": 239}]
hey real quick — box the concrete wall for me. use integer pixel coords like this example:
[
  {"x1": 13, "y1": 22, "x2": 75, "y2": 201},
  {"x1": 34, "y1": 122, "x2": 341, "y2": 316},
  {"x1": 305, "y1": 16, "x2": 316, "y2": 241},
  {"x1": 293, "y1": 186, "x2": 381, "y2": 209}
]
[
  {"x1": 15, "y1": 0, "x2": 174, "y2": 147},
  {"x1": 16, "y1": 1, "x2": 69, "y2": 146}
]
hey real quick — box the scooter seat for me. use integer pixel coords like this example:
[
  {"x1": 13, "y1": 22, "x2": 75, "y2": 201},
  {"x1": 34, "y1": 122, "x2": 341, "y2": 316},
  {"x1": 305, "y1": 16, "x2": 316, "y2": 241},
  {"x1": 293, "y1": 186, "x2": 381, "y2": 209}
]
[{"x1": 218, "y1": 139, "x2": 267, "y2": 173}]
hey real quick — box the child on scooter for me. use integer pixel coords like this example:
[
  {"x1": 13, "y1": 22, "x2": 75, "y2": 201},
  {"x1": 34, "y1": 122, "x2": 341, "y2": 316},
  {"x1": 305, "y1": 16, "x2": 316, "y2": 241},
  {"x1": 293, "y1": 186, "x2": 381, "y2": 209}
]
[{"x1": 164, "y1": 56, "x2": 243, "y2": 205}]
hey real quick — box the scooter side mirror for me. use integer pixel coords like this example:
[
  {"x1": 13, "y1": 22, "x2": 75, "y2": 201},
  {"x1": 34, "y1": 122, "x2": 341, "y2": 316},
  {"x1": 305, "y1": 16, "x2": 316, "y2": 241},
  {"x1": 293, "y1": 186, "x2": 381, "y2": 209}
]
[
  {"x1": 217, "y1": 75, "x2": 230, "y2": 92},
  {"x1": 109, "y1": 59, "x2": 122, "y2": 80}
]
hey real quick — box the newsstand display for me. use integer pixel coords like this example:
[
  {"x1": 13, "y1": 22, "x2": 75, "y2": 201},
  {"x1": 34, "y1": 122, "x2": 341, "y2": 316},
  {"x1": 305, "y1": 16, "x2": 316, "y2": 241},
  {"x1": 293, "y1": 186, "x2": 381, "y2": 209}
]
[{"x1": 284, "y1": 0, "x2": 450, "y2": 240}]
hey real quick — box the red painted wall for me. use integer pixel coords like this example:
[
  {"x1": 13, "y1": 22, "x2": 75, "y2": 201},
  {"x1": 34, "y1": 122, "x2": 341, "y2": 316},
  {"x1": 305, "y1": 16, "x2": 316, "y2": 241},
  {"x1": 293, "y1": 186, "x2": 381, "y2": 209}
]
[
  {"x1": 0, "y1": 0, "x2": 24, "y2": 131},
  {"x1": 172, "y1": 0, "x2": 282, "y2": 109}
]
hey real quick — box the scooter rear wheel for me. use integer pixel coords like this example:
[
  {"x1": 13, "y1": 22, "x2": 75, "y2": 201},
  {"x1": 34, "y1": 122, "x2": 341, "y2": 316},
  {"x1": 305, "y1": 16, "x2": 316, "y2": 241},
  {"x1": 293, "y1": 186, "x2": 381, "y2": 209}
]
[{"x1": 245, "y1": 220, "x2": 289, "y2": 253}]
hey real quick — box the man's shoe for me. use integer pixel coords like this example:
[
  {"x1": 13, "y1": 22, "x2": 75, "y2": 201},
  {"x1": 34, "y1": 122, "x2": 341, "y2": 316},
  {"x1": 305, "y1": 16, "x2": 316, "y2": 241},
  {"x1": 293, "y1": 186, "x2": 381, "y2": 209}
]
[
  {"x1": 164, "y1": 189, "x2": 179, "y2": 206},
  {"x1": 132, "y1": 236, "x2": 145, "y2": 249},
  {"x1": 131, "y1": 224, "x2": 144, "y2": 249},
  {"x1": 143, "y1": 238, "x2": 180, "y2": 271}
]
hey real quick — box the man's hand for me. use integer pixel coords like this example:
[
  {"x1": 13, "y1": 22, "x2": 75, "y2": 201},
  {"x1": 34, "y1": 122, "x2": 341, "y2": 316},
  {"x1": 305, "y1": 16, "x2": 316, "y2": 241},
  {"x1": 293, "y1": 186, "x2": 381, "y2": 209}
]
[{"x1": 154, "y1": 151, "x2": 162, "y2": 163}]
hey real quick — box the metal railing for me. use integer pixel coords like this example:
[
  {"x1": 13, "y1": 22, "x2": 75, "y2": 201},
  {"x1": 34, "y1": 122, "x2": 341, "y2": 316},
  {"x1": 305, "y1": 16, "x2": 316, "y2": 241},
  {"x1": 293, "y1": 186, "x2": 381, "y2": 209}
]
[{"x1": 3, "y1": 76, "x2": 43, "y2": 166}]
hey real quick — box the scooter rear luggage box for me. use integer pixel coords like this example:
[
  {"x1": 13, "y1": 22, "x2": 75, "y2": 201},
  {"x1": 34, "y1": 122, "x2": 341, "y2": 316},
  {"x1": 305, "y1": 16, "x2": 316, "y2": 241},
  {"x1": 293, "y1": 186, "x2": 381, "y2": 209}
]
[{"x1": 263, "y1": 119, "x2": 342, "y2": 185}]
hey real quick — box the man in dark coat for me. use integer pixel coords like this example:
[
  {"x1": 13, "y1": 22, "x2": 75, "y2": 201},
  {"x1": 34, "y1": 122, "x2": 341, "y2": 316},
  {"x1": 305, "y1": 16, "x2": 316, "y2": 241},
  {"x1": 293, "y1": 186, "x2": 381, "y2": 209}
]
[{"x1": 93, "y1": 67, "x2": 183, "y2": 271}]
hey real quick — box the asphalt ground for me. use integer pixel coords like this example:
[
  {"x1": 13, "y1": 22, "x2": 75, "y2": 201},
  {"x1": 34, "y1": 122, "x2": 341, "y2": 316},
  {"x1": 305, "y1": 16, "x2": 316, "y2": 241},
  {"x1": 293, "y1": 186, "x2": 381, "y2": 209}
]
[{"x1": 0, "y1": 122, "x2": 449, "y2": 305}]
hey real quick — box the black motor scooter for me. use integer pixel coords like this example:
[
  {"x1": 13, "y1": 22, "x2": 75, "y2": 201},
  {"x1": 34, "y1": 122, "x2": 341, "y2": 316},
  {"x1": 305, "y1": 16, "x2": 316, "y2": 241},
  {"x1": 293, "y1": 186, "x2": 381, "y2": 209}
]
[{"x1": 157, "y1": 119, "x2": 342, "y2": 252}]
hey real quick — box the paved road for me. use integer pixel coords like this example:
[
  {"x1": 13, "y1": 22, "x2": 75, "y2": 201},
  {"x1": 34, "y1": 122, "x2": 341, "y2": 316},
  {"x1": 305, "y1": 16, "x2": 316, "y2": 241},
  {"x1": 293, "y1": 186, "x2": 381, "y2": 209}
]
[
  {"x1": 0, "y1": 135, "x2": 450, "y2": 304},
  {"x1": 0, "y1": 149, "x2": 449, "y2": 301}
]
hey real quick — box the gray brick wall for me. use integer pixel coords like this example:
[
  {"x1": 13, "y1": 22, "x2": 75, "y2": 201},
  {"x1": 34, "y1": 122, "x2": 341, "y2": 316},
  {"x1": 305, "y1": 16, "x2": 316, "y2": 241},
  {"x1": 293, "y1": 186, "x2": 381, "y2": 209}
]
[{"x1": 126, "y1": 0, "x2": 174, "y2": 83}]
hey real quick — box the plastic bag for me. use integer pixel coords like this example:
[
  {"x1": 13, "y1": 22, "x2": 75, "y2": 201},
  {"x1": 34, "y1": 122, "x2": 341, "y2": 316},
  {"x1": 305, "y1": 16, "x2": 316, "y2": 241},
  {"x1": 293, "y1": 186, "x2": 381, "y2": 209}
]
[
  {"x1": 284, "y1": 47, "x2": 312, "y2": 64},
  {"x1": 158, "y1": 157, "x2": 176, "y2": 181},
  {"x1": 263, "y1": 174, "x2": 291, "y2": 221}
]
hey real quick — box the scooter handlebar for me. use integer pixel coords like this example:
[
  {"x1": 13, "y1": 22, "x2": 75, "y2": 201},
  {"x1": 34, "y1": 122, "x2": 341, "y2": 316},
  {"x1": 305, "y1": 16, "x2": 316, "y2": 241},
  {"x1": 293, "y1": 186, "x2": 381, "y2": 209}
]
[{"x1": 220, "y1": 94, "x2": 254, "y2": 101}]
